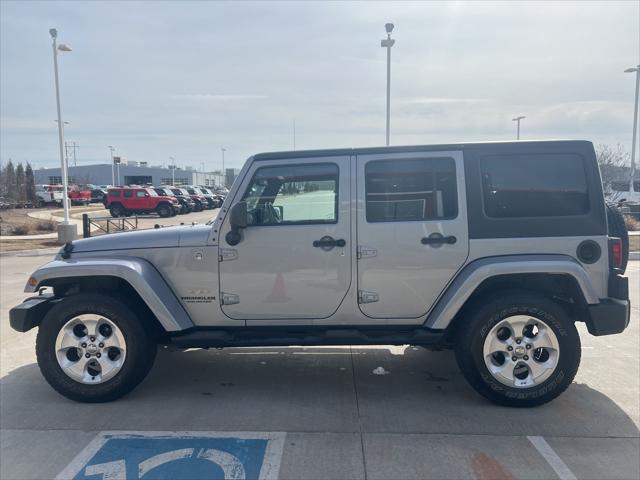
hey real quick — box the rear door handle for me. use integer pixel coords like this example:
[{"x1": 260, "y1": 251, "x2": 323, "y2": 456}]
[
  {"x1": 421, "y1": 234, "x2": 457, "y2": 245},
  {"x1": 313, "y1": 236, "x2": 346, "y2": 250}
]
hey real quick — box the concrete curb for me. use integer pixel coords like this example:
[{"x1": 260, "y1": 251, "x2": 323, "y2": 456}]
[
  {"x1": 630, "y1": 251, "x2": 640, "y2": 260},
  {"x1": 0, "y1": 247, "x2": 60, "y2": 258},
  {"x1": 0, "y1": 232, "x2": 57, "y2": 240}
]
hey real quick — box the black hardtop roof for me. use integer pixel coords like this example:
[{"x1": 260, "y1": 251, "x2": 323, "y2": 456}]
[{"x1": 252, "y1": 140, "x2": 593, "y2": 161}]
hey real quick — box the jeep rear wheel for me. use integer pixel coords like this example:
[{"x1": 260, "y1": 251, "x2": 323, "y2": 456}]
[
  {"x1": 109, "y1": 203, "x2": 125, "y2": 217},
  {"x1": 454, "y1": 292, "x2": 580, "y2": 407},
  {"x1": 156, "y1": 203, "x2": 172, "y2": 218},
  {"x1": 35, "y1": 293, "x2": 156, "y2": 402}
]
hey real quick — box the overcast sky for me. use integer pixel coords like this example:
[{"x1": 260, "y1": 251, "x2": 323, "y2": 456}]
[{"x1": 1, "y1": 1, "x2": 638, "y2": 170}]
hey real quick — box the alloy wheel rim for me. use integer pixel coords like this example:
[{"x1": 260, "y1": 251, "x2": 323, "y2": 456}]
[
  {"x1": 54, "y1": 314, "x2": 127, "y2": 384},
  {"x1": 482, "y1": 314, "x2": 560, "y2": 389}
]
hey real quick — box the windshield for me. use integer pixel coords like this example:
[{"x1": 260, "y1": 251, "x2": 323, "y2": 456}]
[{"x1": 145, "y1": 188, "x2": 158, "y2": 196}]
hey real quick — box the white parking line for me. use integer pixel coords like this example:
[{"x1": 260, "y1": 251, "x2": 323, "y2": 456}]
[{"x1": 527, "y1": 436, "x2": 577, "y2": 480}]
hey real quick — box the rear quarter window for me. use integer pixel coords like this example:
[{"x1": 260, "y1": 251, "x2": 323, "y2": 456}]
[{"x1": 481, "y1": 153, "x2": 589, "y2": 218}]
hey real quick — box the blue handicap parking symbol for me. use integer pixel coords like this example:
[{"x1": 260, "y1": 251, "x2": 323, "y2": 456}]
[{"x1": 57, "y1": 431, "x2": 286, "y2": 480}]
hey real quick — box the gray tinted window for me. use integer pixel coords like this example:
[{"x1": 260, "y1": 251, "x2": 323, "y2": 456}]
[
  {"x1": 481, "y1": 154, "x2": 589, "y2": 218},
  {"x1": 365, "y1": 158, "x2": 457, "y2": 222}
]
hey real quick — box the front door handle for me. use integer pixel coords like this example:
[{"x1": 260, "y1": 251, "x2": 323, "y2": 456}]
[
  {"x1": 313, "y1": 236, "x2": 346, "y2": 250},
  {"x1": 421, "y1": 234, "x2": 457, "y2": 245}
]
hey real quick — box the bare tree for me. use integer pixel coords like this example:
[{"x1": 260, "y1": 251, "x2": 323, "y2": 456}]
[{"x1": 595, "y1": 144, "x2": 630, "y2": 201}]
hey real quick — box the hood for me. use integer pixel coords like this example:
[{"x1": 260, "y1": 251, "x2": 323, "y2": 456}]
[{"x1": 71, "y1": 224, "x2": 212, "y2": 252}]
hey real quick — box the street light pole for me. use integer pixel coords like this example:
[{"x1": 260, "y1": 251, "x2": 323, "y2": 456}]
[
  {"x1": 71, "y1": 141, "x2": 78, "y2": 167},
  {"x1": 51, "y1": 28, "x2": 71, "y2": 224},
  {"x1": 512, "y1": 116, "x2": 526, "y2": 140},
  {"x1": 381, "y1": 23, "x2": 395, "y2": 146},
  {"x1": 221, "y1": 148, "x2": 226, "y2": 187},
  {"x1": 50, "y1": 28, "x2": 76, "y2": 242},
  {"x1": 108, "y1": 146, "x2": 115, "y2": 185},
  {"x1": 625, "y1": 65, "x2": 640, "y2": 195},
  {"x1": 169, "y1": 157, "x2": 175, "y2": 185}
]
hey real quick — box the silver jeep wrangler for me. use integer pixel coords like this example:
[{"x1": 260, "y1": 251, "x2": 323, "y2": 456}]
[{"x1": 10, "y1": 140, "x2": 631, "y2": 406}]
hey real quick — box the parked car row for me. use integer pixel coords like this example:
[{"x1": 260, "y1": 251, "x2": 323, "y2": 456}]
[
  {"x1": 105, "y1": 185, "x2": 225, "y2": 218},
  {"x1": 34, "y1": 184, "x2": 105, "y2": 208}
]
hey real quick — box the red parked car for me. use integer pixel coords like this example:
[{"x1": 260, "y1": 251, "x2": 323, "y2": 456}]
[
  {"x1": 67, "y1": 185, "x2": 91, "y2": 206},
  {"x1": 106, "y1": 187, "x2": 180, "y2": 218}
]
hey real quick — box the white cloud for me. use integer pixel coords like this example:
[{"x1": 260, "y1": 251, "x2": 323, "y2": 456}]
[
  {"x1": 405, "y1": 97, "x2": 491, "y2": 104},
  {"x1": 171, "y1": 94, "x2": 269, "y2": 102}
]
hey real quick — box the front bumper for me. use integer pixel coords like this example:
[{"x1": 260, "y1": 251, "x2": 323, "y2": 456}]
[
  {"x1": 586, "y1": 298, "x2": 630, "y2": 336},
  {"x1": 9, "y1": 294, "x2": 57, "y2": 332}
]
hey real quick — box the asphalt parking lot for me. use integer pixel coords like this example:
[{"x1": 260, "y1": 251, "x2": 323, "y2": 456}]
[{"x1": 0, "y1": 255, "x2": 638, "y2": 480}]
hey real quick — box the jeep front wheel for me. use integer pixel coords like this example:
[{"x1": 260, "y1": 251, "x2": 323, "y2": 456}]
[
  {"x1": 35, "y1": 293, "x2": 156, "y2": 402},
  {"x1": 156, "y1": 203, "x2": 172, "y2": 218},
  {"x1": 109, "y1": 203, "x2": 125, "y2": 217},
  {"x1": 454, "y1": 292, "x2": 580, "y2": 407}
]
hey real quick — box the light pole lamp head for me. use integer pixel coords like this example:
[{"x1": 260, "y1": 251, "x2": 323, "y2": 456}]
[
  {"x1": 624, "y1": 66, "x2": 640, "y2": 73},
  {"x1": 58, "y1": 44, "x2": 72, "y2": 52},
  {"x1": 49, "y1": 28, "x2": 58, "y2": 39},
  {"x1": 385, "y1": 23, "x2": 394, "y2": 34},
  {"x1": 512, "y1": 116, "x2": 526, "y2": 121}
]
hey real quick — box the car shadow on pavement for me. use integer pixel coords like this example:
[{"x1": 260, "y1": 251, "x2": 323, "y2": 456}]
[{"x1": 1, "y1": 345, "x2": 638, "y2": 440}]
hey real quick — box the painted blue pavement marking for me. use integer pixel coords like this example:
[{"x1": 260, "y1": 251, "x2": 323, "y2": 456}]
[{"x1": 56, "y1": 431, "x2": 286, "y2": 480}]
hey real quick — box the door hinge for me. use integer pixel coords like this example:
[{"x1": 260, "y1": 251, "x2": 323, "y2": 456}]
[
  {"x1": 358, "y1": 290, "x2": 379, "y2": 304},
  {"x1": 357, "y1": 246, "x2": 377, "y2": 259},
  {"x1": 221, "y1": 292, "x2": 240, "y2": 305},
  {"x1": 219, "y1": 248, "x2": 238, "y2": 262}
]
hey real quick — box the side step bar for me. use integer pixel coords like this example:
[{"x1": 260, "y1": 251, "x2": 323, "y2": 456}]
[{"x1": 169, "y1": 326, "x2": 445, "y2": 349}]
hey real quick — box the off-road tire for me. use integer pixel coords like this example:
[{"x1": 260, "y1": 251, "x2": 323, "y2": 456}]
[
  {"x1": 35, "y1": 293, "x2": 157, "y2": 403},
  {"x1": 455, "y1": 291, "x2": 580, "y2": 407},
  {"x1": 109, "y1": 203, "x2": 125, "y2": 218},
  {"x1": 606, "y1": 202, "x2": 629, "y2": 272},
  {"x1": 156, "y1": 203, "x2": 172, "y2": 218}
]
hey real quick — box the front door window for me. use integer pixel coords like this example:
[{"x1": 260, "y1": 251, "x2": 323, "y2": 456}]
[{"x1": 242, "y1": 163, "x2": 339, "y2": 225}]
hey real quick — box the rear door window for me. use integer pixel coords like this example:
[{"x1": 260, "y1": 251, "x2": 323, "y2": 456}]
[
  {"x1": 365, "y1": 157, "x2": 457, "y2": 222},
  {"x1": 481, "y1": 154, "x2": 589, "y2": 218}
]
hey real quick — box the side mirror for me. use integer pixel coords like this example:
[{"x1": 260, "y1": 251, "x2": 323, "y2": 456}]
[
  {"x1": 229, "y1": 201, "x2": 247, "y2": 229},
  {"x1": 145, "y1": 192, "x2": 150, "y2": 197},
  {"x1": 226, "y1": 201, "x2": 247, "y2": 245}
]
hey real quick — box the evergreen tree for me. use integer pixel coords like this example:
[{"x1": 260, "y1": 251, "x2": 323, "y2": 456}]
[
  {"x1": 15, "y1": 163, "x2": 26, "y2": 203},
  {"x1": 25, "y1": 163, "x2": 36, "y2": 203},
  {"x1": 0, "y1": 163, "x2": 5, "y2": 196},
  {"x1": 4, "y1": 160, "x2": 16, "y2": 201}
]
